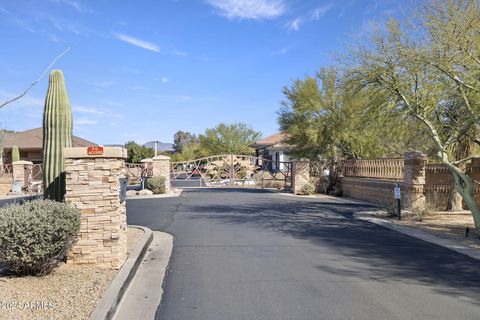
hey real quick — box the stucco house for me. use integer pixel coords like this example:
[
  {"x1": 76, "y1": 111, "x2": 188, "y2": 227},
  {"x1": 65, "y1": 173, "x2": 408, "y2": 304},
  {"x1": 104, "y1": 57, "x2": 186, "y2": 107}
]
[
  {"x1": 251, "y1": 132, "x2": 292, "y2": 171},
  {"x1": 2, "y1": 128, "x2": 96, "y2": 164}
]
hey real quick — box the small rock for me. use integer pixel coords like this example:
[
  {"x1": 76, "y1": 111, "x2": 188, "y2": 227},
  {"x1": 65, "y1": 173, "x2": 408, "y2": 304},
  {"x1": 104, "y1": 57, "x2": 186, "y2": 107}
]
[
  {"x1": 126, "y1": 190, "x2": 137, "y2": 197},
  {"x1": 138, "y1": 189, "x2": 153, "y2": 196}
]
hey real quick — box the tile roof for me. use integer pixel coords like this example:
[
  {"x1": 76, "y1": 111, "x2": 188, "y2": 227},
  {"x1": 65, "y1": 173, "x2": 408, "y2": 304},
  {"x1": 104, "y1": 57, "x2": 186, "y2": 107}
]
[
  {"x1": 252, "y1": 132, "x2": 289, "y2": 147},
  {"x1": 3, "y1": 128, "x2": 96, "y2": 149}
]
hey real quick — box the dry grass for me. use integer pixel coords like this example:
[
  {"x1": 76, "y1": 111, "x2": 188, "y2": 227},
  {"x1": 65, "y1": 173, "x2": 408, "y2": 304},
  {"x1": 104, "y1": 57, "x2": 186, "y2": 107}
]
[
  {"x1": 0, "y1": 227, "x2": 144, "y2": 320},
  {"x1": 384, "y1": 211, "x2": 480, "y2": 249}
]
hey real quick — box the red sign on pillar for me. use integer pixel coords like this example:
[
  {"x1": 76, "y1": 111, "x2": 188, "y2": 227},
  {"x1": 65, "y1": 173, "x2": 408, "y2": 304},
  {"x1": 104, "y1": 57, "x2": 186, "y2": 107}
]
[{"x1": 87, "y1": 146, "x2": 104, "y2": 155}]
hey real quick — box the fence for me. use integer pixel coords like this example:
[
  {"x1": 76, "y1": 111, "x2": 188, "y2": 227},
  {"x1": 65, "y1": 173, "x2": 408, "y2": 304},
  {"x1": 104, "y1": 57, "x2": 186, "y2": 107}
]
[
  {"x1": 338, "y1": 154, "x2": 480, "y2": 210},
  {"x1": 341, "y1": 158, "x2": 404, "y2": 181},
  {"x1": 0, "y1": 164, "x2": 12, "y2": 177},
  {"x1": 125, "y1": 162, "x2": 153, "y2": 184}
]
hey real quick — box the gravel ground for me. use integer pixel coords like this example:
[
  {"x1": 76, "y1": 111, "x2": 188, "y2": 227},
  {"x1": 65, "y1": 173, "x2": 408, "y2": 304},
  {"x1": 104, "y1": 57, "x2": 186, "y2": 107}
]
[
  {"x1": 378, "y1": 211, "x2": 480, "y2": 249},
  {"x1": 0, "y1": 227, "x2": 144, "y2": 320}
]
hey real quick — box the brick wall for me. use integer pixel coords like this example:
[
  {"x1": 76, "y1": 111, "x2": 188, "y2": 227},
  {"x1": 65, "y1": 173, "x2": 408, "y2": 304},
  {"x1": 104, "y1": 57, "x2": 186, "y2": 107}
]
[
  {"x1": 341, "y1": 177, "x2": 405, "y2": 208},
  {"x1": 339, "y1": 154, "x2": 480, "y2": 210}
]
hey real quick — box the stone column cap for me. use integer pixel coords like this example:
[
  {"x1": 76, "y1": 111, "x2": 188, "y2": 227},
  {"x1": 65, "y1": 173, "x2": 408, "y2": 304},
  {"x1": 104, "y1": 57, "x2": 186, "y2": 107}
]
[
  {"x1": 64, "y1": 147, "x2": 127, "y2": 159},
  {"x1": 153, "y1": 155, "x2": 170, "y2": 161},
  {"x1": 404, "y1": 151, "x2": 427, "y2": 159},
  {"x1": 141, "y1": 158, "x2": 153, "y2": 163},
  {"x1": 12, "y1": 160, "x2": 33, "y2": 165}
]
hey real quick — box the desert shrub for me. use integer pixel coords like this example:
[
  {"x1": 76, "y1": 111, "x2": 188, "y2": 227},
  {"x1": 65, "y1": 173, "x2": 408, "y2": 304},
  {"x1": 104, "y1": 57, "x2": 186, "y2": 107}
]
[
  {"x1": 256, "y1": 178, "x2": 285, "y2": 189},
  {"x1": 300, "y1": 183, "x2": 315, "y2": 195},
  {"x1": 145, "y1": 176, "x2": 166, "y2": 194},
  {"x1": 0, "y1": 200, "x2": 80, "y2": 276},
  {"x1": 412, "y1": 203, "x2": 437, "y2": 222},
  {"x1": 381, "y1": 201, "x2": 398, "y2": 217}
]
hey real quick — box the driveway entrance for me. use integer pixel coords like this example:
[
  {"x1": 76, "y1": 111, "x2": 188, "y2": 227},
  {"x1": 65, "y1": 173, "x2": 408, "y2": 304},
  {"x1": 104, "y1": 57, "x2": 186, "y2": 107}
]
[{"x1": 127, "y1": 189, "x2": 480, "y2": 320}]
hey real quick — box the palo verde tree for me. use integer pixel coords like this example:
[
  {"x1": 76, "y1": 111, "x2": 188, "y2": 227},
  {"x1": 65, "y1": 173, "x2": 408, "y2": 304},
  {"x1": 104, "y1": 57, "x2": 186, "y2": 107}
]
[
  {"x1": 173, "y1": 131, "x2": 198, "y2": 154},
  {"x1": 198, "y1": 123, "x2": 261, "y2": 156},
  {"x1": 347, "y1": 0, "x2": 480, "y2": 231},
  {"x1": 279, "y1": 67, "x2": 428, "y2": 161}
]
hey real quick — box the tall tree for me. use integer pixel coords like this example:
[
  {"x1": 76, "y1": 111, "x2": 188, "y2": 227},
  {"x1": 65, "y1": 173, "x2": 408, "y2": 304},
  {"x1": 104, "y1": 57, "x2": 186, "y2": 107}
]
[
  {"x1": 347, "y1": 0, "x2": 480, "y2": 231},
  {"x1": 278, "y1": 68, "x2": 428, "y2": 161},
  {"x1": 173, "y1": 131, "x2": 198, "y2": 153},
  {"x1": 125, "y1": 141, "x2": 155, "y2": 163},
  {"x1": 198, "y1": 123, "x2": 261, "y2": 156}
]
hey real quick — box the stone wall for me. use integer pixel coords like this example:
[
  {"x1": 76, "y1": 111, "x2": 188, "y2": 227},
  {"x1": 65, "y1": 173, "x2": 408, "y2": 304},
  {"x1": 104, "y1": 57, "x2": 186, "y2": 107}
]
[
  {"x1": 339, "y1": 154, "x2": 480, "y2": 211},
  {"x1": 152, "y1": 155, "x2": 170, "y2": 192},
  {"x1": 341, "y1": 177, "x2": 405, "y2": 208},
  {"x1": 292, "y1": 160, "x2": 311, "y2": 195},
  {"x1": 64, "y1": 147, "x2": 127, "y2": 269},
  {"x1": 0, "y1": 177, "x2": 12, "y2": 195}
]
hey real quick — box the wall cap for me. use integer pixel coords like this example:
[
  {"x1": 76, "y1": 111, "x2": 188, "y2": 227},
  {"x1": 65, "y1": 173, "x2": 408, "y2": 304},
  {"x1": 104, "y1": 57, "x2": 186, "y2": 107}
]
[
  {"x1": 12, "y1": 160, "x2": 33, "y2": 165},
  {"x1": 64, "y1": 147, "x2": 127, "y2": 159},
  {"x1": 153, "y1": 155, "x2": 170, "y2": 161}
]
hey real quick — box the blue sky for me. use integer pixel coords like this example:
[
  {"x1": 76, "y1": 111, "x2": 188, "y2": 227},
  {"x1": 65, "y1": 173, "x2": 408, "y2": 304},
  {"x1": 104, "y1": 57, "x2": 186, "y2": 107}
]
[{"x1": 0, "y1": 0, "x2": 407, "y2": 145}]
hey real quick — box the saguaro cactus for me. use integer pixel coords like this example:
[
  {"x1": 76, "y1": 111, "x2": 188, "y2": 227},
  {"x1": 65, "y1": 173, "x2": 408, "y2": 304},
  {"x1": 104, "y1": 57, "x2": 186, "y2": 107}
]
[
  {"x1": 11, "y1": 145, "x2": 20, "y2": 162},
  {"x1": 42, "y1": 70, "x2": 72, "y2": 201}
]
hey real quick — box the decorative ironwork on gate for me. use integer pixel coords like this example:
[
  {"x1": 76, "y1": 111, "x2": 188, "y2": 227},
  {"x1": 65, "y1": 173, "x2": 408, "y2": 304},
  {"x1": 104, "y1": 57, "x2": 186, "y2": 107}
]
[
  {"x1": 170, "y1": 154, "x2": 292, "y2": 188},
  {"x1": 125, "y1": 162, "x2": 153, "y2": 184},
  {"x1": 0, "y1": 164, "x2": 12, "y2": 178}
]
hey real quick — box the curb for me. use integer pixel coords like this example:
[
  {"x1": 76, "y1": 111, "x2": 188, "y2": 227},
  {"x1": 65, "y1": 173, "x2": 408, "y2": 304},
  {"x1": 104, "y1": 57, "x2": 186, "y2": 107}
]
[
  {"x1": 114, "y1": 232, "x2": 174, "y2": 320},
  {"x1": 89, "y1": 225, "x2": 154, "y2": 320},
  {"x1": 354, "y1": 212, "x2": 480, "y2": 262},
  {"x1": 156, "y1": 232, "x2": 174, "y2": 318},
  {"x1": 127, "y1": 189, "x2": 183, "y2": 200},
  {"x1": 0, "y1": 194, "x2": 42, "y2": 208}
]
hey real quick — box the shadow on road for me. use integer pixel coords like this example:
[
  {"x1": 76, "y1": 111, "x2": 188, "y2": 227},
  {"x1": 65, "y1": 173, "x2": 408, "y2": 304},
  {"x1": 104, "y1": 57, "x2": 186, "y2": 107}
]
[{"x1": 182, "y1": 189, "x2": 480, "y2": 305}]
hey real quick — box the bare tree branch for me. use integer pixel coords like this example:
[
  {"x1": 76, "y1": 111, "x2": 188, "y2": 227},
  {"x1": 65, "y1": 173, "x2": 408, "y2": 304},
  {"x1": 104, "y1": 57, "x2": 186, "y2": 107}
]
[
  {"x1": 453, "y1": 155, "x2": 480, "y2": 166},
  {"x1": 0, "y1": 47, "x2": 71, "y2": 109}
]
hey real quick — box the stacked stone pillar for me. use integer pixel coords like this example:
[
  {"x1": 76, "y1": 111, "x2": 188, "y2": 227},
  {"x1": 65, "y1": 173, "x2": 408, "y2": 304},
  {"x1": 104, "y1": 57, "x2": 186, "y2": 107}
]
[
  {"x1": 403, "y1": 151, "x2": 427, "y2": 210},
  {"x1": 292, "y1": 160, "x2": 311, "y2": 195},
  {"x1": 12, "y1": 160, "x2": 33, "y2": 191},
  {"x1": 64, "y1": 147, "x2": 127, "y2": 269},
  {"x1": 152, "y1": 155, "x2": 171, "y2": 192}
]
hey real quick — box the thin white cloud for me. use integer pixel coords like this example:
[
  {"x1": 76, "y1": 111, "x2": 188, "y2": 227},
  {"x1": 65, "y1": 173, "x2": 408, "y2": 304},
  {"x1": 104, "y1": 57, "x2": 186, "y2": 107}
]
[
  {"x1": 286, "y1": 18, "x2": 302, "y2": 31},
  {"x1": 90, "y1": 80, "x2": 116, "y2": 88},
  {"x1": 72, "y1": 105, "x2": 105, "y2": 115},
  {"x1": 161, "y1": 77, "x2": 169, "y2": 83},
  {"x1": 113, "y1": 32, "x2": 160, "y2": 53},
  {"x1": 129, "y1": 85, "x2": 148, "y2": 92},
  {"x1": 205, "y1": 0, "x2": 286, "y2": 20},
  {"x1": 46, "y1": 16, "x2": 91, "y2": 36},
  {"x1": 14, "y1": 19, "x2": 35, "y2": 33},
  {"x1": 75, "y1": 118, "x2": 98, "y2": 125},
  {"x1": 48, "y1": 34, "x2": 60, "y2": 42},
  {"x1": 311, "y1": 4, "x2": 333, "y2": 21},
  {"x1": 51, "y1": 0, "x2": 92, "y2": 14},
  {"x1": 271, "y1": 47, "x2": 288, "y2": 56},
  {"x1": 173, "y1": 49, "x2": 188, "y2": 57},
  {"x1": 287, "y1": 3, "x2": 334, "y2": 31}
]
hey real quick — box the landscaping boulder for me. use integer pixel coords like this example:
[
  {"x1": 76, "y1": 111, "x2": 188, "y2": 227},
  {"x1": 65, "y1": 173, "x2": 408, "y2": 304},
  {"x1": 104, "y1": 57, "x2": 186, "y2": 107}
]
[
  {"x1": 126, "y1": 190, "x2": 138, "y2": 197},
  {"x1": 138, "y1": 189, "x2": 153, "y2": 196}
]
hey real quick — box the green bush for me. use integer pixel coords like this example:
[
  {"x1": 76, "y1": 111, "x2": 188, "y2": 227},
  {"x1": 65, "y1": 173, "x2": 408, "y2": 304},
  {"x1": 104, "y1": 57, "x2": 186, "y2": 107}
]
[
  {"x1": 0, "y1": 200, "x2": 80, "y2": 276},
  {"x1": 145, "y1": 176, "x2": 166, "y2": 194},
  {"x1": 300, "y1": 182, "x2": 315, "y2": 195}
]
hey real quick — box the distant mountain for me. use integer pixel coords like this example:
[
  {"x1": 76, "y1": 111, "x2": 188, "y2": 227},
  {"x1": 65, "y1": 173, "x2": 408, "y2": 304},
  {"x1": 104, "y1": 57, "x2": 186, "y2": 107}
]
[
  {"x1": 103, "y1": 144, "x2": 125, "y2": 148},
  {"x1": 143, "y1": 141, "x2": 174, "y2": 153}
]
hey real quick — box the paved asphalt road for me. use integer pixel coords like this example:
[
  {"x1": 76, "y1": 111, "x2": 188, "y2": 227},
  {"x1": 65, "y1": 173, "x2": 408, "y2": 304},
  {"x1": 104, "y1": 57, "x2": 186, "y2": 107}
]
[{"x1": 127, "y1": 189, "x2": 480, "y2": 320}]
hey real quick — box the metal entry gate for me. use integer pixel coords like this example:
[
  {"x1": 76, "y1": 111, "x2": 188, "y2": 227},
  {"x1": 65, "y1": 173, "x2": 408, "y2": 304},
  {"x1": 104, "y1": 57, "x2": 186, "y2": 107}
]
[{"x1": 170, "y1": 154, "x2": 292, "y2": 189}]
